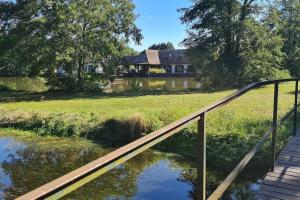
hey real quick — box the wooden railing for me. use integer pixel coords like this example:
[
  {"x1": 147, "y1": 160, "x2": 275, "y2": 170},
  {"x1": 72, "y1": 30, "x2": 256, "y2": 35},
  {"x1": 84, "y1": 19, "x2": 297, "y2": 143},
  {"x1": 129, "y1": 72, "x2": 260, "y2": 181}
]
[{"x1": 17, "y1": 79, "x2": 300, "y2": 200}]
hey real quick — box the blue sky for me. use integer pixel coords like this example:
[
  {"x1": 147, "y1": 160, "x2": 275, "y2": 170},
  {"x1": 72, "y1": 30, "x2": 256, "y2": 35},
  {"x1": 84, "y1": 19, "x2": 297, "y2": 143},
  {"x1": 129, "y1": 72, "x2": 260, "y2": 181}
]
[{"x1": 130, "y1": 0, "x2": 192, "y2": 51}]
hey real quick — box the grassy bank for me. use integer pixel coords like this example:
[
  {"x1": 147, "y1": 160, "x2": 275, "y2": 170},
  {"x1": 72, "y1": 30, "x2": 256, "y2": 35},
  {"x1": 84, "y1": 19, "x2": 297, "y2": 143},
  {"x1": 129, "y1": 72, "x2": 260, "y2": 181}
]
[{"x1": 0, "y1": 82, "x2": 297, "y2": 171}]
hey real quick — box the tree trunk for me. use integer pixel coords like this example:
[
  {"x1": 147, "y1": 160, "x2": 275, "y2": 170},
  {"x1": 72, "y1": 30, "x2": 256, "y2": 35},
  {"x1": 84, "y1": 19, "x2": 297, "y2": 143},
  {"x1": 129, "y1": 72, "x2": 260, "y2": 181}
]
[{"x1": 78, "y1": 57, "x2": 83, "y2": 82}]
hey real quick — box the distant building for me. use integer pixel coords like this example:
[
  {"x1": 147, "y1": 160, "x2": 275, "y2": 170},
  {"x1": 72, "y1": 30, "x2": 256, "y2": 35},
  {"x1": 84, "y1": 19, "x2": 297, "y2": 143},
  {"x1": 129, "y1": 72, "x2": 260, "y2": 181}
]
[
  {"x1": 123, "y1": 49, "x2": 194, "y2": 77},
  {"x1": 83, "y1": 63, "x2": 104, "y2": 74},
  {"x1": 55, "y1": 63, "x2": 104, "y2": 76}
]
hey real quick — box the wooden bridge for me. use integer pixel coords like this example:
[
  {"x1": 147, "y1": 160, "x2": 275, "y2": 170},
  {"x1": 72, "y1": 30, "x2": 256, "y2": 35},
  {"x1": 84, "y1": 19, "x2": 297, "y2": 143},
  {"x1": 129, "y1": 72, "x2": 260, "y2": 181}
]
[
  {"x1": 16, "y1": 79, "x2": 300, "y2": 200},
  {"x1": 256, "y1": 132, "x2": 300, "y2": 200}
]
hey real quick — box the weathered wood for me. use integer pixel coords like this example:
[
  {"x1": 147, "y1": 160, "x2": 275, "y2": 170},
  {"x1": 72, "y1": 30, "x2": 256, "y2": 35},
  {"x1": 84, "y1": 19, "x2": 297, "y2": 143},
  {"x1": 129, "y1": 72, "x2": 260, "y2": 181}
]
[
  {"x1": 257, "y1": 133, "x2": 300, "y2": 199},
  {"x1": 264, "y1": 175, "x2": 300, "y2": 187},
  {"x1": 260, "y1": 184, "x2": 300, "y2": 197},
  {"x1": 257, "y1": 189, "x2": 300, "y2": 200},
  {"x1": 263, "y1": 180, "x2": 300, "y2": 191},
  {"x1": 255, "y1": 194, "x2": 281, "y2": 200}
]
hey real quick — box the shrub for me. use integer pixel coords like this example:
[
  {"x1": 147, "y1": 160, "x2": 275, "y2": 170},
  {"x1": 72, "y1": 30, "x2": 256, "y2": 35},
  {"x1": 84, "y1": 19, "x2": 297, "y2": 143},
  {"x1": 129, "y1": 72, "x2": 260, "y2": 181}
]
[
  {"x1": 0, "y1": 110, "x2": 147, "y2": 143},
  {"x1": 86, "y1": 115, "x2": 146, "y2": 143},
  {"x1": 149, "y1": 68, "x2": 166, "y2": 74},
  {"x1": 0, "y1": 85, "x2": 12, "y2": 92}
]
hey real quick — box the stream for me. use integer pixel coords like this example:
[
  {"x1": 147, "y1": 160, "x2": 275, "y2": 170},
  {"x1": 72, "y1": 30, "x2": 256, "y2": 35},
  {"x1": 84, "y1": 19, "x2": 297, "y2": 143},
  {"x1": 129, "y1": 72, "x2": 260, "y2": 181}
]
[{"x1": 0, "y1": 131, "x2": 261, "y2": 200}]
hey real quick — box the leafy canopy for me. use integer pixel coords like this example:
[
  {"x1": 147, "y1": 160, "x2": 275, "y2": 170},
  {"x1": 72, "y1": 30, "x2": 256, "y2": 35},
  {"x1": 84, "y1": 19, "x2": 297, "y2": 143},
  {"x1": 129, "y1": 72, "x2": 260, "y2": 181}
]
[
  {"x1": 0, "y1": 0, "x2": 142, "y2": 89},
  {"x1": 148, "y1": 42, "x2": 175, "y2": 50},
  {"x1": 179, "y1": 0, "x2": 288, "y2": 87},
  {"x1": 279, "y1": 0, "x2": 300, "y2": 76}
]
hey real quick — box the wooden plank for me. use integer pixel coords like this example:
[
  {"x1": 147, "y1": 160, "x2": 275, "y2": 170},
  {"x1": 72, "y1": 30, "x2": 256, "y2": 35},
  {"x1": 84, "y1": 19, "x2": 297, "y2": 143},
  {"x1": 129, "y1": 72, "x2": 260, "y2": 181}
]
[
  {"x1": 277, "y1": 155, "x2": 300, "y2": 160},
  {"x1": 279, "y1": 151, "x2": 300, "y2": 156},
  {"x1": 276, "y1": 160, "x2": 300, "y2": 167},
  {"x1": 273, "y1": 169, "x2": 300, "y2": 178},
  {"x1": 275, "y1": 165, "x2": 300, "y2": 174},
  {"x1": 260, "y1": 184, "x2": 300, "y2": 197},
  {"x1": 264, "y1": 175, "x2": 300, "y2": 187},
  {"x1": 278, "y1": 155, "x2": 300, "y2": 160},
  {"x1": 277, "y1": 158, "x2": 300, "y2": 165},
  {"x1": 258, "y1": 189, "x2": 300, "y2": 200},
  {"x1": 277, "y1": 158, "x2": 300, "y2": 163},
  {"x1": 256, "y1": 132, "x2": 300, "y2": 200},
  {"x1": 255, "y1": 194, "x2": 281, "y2": 200},
  {"x1": 280, "y1": 148, "x2": 300, "y2": 152},
  {"x1": 263, "y1": 179, "x2": 300, "y2": 191}
]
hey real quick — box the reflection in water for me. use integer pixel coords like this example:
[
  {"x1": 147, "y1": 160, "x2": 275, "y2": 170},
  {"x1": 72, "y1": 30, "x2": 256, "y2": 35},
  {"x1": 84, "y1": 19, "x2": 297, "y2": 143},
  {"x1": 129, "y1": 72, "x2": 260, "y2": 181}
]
[
  {"x1": 0, "y1": 134, "x2": 258, "y2": 200},
  {"x1": 0, "y1": 77, "x2": 48, "y2": 92},
  {"x1": 0, "y1": 77, "x2": 201, "y2": 93},
  {"x1": 104, "y1": 78, "x2": 201, "y2": 93},
  {"x1": 0, "y1": 135, "x2": 194, "y2": 200}
]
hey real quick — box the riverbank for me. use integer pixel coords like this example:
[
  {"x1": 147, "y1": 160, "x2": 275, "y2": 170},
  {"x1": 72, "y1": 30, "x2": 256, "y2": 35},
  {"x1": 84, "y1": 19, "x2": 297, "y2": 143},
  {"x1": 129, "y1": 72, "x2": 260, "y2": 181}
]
[{"x1": 0, "y1": 82, "x2": 297, "y2": 172}]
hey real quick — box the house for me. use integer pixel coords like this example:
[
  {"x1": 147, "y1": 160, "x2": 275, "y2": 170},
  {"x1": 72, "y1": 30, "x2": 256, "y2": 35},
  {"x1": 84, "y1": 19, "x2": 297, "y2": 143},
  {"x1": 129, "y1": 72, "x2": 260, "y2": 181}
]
[
  {"x1": 123, "y1": 49, "x2": 194, "y2": 77},
  {"x1": 55, "y1": 63, "x2": 104, "y2": 76},
  {"x1": 83, "y1": 63, "x2": 104, "y2": 74}
]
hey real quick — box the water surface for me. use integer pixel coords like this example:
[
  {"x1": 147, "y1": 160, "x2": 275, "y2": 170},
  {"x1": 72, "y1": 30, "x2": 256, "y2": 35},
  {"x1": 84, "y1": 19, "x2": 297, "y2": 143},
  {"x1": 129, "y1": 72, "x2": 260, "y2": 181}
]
[
  {"x1": 104, "y1": 78, "x2": 201, "y2": 93},
  {"x1": 0, "y1": 77, "x2": 201, "y2": 93},
  {"x1": 0, "y1": 132, "x2": 259, "y2": 200}
]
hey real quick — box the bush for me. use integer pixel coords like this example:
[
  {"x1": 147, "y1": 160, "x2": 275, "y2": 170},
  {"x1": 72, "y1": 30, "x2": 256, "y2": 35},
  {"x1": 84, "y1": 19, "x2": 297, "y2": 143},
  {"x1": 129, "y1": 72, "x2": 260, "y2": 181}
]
[
  {"x1": 47, "y1": 73, "x2": 111, "y2": 92},
  {"x1": 149, "y1": 68, "x2": 166, "y2": 74},
  {"x1": 0, "y1": 85, "x2": 12, "y2": 92},
  {"x1": 47, "y1": 75, "x2": 79, "y2": 91},
  {"x1": 86, "y1": 115, "x2": 146, "y2": 143},
  {"x1": 0, "y1": 110, "x2": 147, "y2": 143},
  {"x1": 271, "y1": 68, "x2": 291, "y2": 79}
]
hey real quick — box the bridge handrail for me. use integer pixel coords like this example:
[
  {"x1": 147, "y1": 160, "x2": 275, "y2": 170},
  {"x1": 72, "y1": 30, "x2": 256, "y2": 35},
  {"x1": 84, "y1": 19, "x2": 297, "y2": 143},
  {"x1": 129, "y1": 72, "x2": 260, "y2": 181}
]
[{"x1": 17, "y1": 78, "x2": 299, "y2": 200}]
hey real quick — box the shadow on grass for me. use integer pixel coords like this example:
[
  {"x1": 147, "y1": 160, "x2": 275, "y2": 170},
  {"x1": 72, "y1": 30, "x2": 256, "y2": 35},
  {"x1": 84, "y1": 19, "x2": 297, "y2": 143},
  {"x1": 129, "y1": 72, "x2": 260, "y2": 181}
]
[{"x1": 0, "y1": 87, "x2": 233, "y2": 103}]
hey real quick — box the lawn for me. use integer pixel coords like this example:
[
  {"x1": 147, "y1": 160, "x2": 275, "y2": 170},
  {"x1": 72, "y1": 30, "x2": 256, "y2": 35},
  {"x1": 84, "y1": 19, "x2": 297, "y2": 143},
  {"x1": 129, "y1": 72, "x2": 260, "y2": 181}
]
[
  {"x1": 0, "y1": 83, "x2": 295, "y2": 128},
  {"x1": 0, "y1": 82, "x2": 297, "y2": 171}
]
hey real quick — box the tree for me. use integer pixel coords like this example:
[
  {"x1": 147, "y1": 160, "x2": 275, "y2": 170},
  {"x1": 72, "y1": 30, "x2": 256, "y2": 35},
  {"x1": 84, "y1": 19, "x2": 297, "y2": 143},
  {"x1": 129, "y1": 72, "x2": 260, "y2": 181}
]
[
  {"x1": 279, "y1": 0, "x2": 300, "y2": 77},
  {"x1": 0, "y1": 0, "x2": 51, "y2": 76},
  {"x1": 179, "y1": 0, "x2": 286, "y2": 87},
  {"x1": 0, "y1": 0, "x2": 142, "y2": 89},
  {"x1": 148, "y1": 42, "x2": 175, "y2": 50}
]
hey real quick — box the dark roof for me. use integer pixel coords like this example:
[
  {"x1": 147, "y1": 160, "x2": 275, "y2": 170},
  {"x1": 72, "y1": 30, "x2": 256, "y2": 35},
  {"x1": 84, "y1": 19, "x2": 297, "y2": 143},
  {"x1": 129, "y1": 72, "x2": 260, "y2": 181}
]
[
  {"x1": 159, "y1": 49, "x2": 189, "y2": 65},
  {"x1": 124, "y1": 49, "x2": 190, "y2": 65},
  {"x1": 124, "y1": 56, "x2": 137, "y2": 64}
]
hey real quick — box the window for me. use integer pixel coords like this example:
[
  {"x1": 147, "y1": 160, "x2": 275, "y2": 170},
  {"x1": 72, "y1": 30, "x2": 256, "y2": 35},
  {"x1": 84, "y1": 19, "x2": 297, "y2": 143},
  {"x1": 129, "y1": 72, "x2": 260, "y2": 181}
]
[
  {"x1": 165, "y1": 65, "x2": 172, "y2": 73},
  {"x1": 175, "y1": 65, "x2": 184, "y2": 73}
]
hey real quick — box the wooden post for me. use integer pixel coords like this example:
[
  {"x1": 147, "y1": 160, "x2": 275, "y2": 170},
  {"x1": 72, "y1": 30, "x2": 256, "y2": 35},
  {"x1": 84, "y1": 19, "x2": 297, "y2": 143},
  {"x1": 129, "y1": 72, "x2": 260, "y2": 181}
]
[
  {"x1": 271, "y1": 82, "x2": 278, "y2": 172},
  {"x1": 294, "y1": 80, "x2": 299, "y2": 136},
  {"x1": 197, "y1": 113, "x2": 206, "y2": 200}
]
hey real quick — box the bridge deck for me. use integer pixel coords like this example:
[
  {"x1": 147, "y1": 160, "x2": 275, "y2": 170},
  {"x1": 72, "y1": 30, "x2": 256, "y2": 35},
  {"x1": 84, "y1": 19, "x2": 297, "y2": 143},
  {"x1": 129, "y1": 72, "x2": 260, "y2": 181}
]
[{"x1": 256, "y1": 134, "x2": 300, "y2": 200}]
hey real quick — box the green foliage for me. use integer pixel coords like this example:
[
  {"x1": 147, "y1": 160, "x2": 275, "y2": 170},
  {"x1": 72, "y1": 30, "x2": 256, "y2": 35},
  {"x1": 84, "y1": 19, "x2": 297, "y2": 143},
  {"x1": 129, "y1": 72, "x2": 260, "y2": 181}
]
[
  {"x1": 148, "y1": 42, "x2": 175, "y2": 50},
  {"x1": 148, "y1": 67, "x2": 166, "y2": 74},
  {"x1": 0, "y1": 0, "x2": 142, "y2": 89},
  {"x1": 279, "y1": 0, "x2": 300, "y2": 77},
  {"x1": 180, "y1": 0, "x2": 288, "y2": 87},
  {"x1": 0, "y1": 110, "x2": 146, "y2": 143}
]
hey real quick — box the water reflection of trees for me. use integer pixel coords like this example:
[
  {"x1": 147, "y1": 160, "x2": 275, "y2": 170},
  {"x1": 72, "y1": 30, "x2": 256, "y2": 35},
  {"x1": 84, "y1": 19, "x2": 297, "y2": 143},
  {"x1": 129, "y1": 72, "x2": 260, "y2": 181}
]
[
  {"x1": 167, "y1": 156, "x2": 255, "y2": 200},
  {"x1": 0, "y1": 77, "x2": 47, "y2": 92},
  {"x1": 0, "y1": 143, "x2": 256, "y2": 200},
  {"x1": 1, "y1": 147, "x2": 164, "y2": 200}
]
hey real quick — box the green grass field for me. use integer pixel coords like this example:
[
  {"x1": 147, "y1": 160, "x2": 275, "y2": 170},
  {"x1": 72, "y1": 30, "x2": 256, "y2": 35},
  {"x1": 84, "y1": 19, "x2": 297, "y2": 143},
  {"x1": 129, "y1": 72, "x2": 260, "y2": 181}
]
[
  {"x1": 0, "y1": 82, "x2": 297, "y2": 171},
  {"x1": 0, "y1": 83, "x2": 295, "y2": 128}
]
